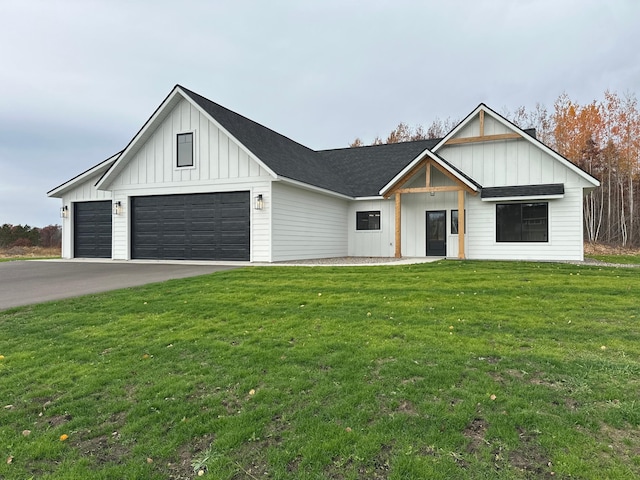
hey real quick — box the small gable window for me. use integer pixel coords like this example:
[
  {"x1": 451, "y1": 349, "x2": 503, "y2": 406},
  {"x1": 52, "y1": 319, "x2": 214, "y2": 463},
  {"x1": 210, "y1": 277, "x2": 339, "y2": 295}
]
[
  {"x1": 177, "y1": 133, "x2": 194, "y2": 167},
  {"x1": 496, "y1": 203, "x2": 548, "y2": 242},
  {"x1": 356, "y1": 211, "x2": 381, "y2": 230}
]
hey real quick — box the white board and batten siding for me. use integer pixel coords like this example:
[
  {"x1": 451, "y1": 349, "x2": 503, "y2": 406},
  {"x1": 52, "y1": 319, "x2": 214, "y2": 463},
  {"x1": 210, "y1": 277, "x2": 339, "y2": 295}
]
[
  {"x1": 464, "y1": 188, "x2": 585, "y2": 261},
  {"x1": 438, "y1": 114, "x2": 593, "y2": 190},
  {"x1": 349, "y1": 165, "x2": 469, "y2": 258},
  {"x1": 58, "y1": 172, "x2": 112, "y2": 258},
  {"x1": 437, "y1": 113, "x2": 592, "y2": 261},
  {"x1": 271, "y1": 182, "x2": 348, "y2": 261},
  {"x1": 105, "y1": 97, "x2": 273, "y2": 261},
  {"x1": 348, "y1": 200, "x2": 395, "y2": 257},
  {"x1": 107, "y1": 98, "x2": 271, "y2": 189},
  {"x1": 348, "y1": 193, "x2": 468, "y2": 258}
]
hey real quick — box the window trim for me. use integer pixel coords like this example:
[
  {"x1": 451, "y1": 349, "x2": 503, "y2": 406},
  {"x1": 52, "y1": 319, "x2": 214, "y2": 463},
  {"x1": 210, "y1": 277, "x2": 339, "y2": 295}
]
[
  {"x1": 496, "y1": 202, "x2": 549, "y2": 243},
  {"x1": 356, "y1": 210, "x2": 381, "y2": 231},
  {"x1": 175, "y1": 131, "x2": 196, "y2": 169}
]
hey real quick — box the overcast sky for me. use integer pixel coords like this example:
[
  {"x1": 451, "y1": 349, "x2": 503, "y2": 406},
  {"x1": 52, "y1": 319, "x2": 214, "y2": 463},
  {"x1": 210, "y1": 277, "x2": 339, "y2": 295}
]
[{"x1": 1, "y1": 0, "x2": 638, "y2": 227}]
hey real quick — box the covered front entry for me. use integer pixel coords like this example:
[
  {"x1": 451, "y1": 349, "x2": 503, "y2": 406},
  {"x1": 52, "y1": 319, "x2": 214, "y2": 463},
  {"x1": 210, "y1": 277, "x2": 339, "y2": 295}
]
[
  {"x1": 131, "y1": 192, "x2": 250, "y2": 261},
  {"x1": 426, "y1": 210, "x2": 446, "y2": 256},
  {"x1": 74, "y1": 201, "x2": 113, "y2": 258},
  {"x1": 382, "y1": 150, "x2": 480, "y2": 259}
]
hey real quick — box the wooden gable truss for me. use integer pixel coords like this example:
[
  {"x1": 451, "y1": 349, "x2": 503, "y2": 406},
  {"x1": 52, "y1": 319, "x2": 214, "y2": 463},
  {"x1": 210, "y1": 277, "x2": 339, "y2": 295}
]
[{"x1": 383, "y1": 157, "x2": 478, "y2": 259}]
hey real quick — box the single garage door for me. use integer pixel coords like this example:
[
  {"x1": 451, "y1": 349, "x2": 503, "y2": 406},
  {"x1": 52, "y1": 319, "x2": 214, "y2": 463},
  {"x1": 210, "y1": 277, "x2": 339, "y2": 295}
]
[
  {"x1": 131, "y1": 192, "x2": 250, "y2": 261},
  {"x1": 74, "y1": 201, "x2": 113, "y2": 258}
]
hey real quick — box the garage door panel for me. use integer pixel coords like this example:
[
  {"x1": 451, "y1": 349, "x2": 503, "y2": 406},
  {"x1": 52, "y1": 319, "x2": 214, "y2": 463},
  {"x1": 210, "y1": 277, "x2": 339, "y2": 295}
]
[
  {"x1": 74, "y1": 201, "x2": 112, "y2": 258},
  {"x1": 131, "y1": 192, "x2": 249, "y2": 261},
  {"x1": 191, "y1": 222, "x2": 216, "y2": 235},
  {"x1": 191, "y1": 233, "x2": 216, "y2": 243}
]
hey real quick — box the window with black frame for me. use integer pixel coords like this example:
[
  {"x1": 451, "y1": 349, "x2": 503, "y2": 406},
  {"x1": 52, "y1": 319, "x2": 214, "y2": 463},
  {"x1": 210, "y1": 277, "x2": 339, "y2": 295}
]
[
  {"x1": 496, "y1": 203, "x2": 548, "y2": 242},
  {"x1": 356, "y1": 211, "x2": 381, "y2": 230},
  {"x1": 177, "y1": 133, "x2": 194, "y2": 167},
  {"x1": 451, "y1": 210, "x2": 466, "y2": 235}
]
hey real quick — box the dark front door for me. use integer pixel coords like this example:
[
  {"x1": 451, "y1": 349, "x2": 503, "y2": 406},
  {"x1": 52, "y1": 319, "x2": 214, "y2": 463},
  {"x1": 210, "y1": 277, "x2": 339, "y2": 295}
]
[{"x1": 426, "y1": 210, "x2": 446, "y2": 256}]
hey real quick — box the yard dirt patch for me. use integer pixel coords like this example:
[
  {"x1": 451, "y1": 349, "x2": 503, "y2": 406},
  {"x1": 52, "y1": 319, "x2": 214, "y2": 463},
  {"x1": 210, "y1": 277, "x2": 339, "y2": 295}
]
[
  {"x1": 464, "y1": 418, "x2": 489, "y2": 454},
  {"x1": 163, "y1": 434, "x2": 215, "y2": 480},
  {"x1": 507, "y1": 428, "x2": 554, "y2": 479}
]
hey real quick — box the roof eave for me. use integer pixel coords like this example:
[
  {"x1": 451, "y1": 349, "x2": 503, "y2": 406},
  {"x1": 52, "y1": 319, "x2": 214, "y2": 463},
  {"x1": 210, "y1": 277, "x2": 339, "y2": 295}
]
[
  {"x1": 481, "y1": 194, "x2": 564, "y2": 202},
  {"x1": 277, "y1": 176, "x2": 354, "y2": 200},
  {"x1": 433, "y1": 104, "x2": 600, "y2": 188},
  {"x1": 177, "y1": 86, "x2": 279, "y2": 180},
  {"x1": 95, "y1": 86, "x2": 185, "y2": 190},
  {"x1": 379, "y1": 148, "x2": 480, "y2": 197},
  {"x1": 47, "y1": 152, "x2": 121, "y2": 198}
]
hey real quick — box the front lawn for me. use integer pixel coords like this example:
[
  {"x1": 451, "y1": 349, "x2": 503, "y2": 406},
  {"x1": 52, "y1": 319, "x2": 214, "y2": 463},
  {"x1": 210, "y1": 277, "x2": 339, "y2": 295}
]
[{"x1": 0, "y1": 261, "x2": 639, "y2": 479}]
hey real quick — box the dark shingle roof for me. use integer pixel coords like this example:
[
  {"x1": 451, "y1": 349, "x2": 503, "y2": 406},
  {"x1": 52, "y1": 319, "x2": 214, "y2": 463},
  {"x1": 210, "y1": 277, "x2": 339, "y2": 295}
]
[
  {"x1": 316, "y1": 140, "x2": 439, "y2": 196},
  {"x1": 180, "y1": 86, "x2": 352, "y2": 195},
  {"x1": 481, "y1": 183, "x2": 564, "y2": 199},
  {"x1": 180, "y1": 85, "x2": 451, "y2": 197}
]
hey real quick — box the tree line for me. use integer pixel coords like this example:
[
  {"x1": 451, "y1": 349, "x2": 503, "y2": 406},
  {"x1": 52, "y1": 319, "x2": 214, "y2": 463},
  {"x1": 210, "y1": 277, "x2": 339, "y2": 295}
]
[
  {"x1": 0, "y1": 224, "x2": 61, "y2": 248},
  {"x1": 351, "y1": 90, "x2": 640, "y2": 247}
]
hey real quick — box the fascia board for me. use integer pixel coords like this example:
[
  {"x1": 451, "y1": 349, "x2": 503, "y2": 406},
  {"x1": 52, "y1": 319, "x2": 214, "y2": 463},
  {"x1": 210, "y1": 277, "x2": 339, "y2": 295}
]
[
  {"x1": 96, "y1": 86, "x2": 278, "y2": 190},
  {"x1": 95, "y1": 87, "x2": 184, "y2": 190},
  {"x1": 354, "y1": 196, "x2": 384, "y2": 201},
  {"x1": 481, "y1": 194, "x2": 564, "y2": 202},
  {"x1": 433, "y1": 104, "x2": 600, "y2": 188},
  {"x1": 276, "y1": 176, "x2": 353, "y2": 200},
  {"x1": 431, "y1": 104, "x2": 483, "y2": 152},
  {"x1": 379, "y1": 149, "x2": 479, "y2": 196},
  {"x1": 177, "y1": 87, "x2": 278, "y2": 180},
  {"x1": 378, "y1": 148, "x2": 431, "y2": 196},
  {"x1": 48, "y1": 152, "x2": 120, "y2": 198},
  {"x1": 477, "y1": 105, "x2": 600, "y2": 187}
]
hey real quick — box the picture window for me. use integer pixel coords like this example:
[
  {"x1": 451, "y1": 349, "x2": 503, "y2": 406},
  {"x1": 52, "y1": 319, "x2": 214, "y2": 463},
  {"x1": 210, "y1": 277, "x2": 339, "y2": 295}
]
[
  {"x1": 496, "y1": 202, "x2": 548, "y2": 242},
  {"x1": 356, "y1": 211, "x2": 381, "y2": 230}
]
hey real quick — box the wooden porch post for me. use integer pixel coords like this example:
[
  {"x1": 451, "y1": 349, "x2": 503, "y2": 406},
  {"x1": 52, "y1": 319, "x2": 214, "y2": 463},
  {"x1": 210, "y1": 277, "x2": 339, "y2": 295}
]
[
  {"x1": 395, "y1": 193, "x2": 402, "y2": 258},
  {"x1": 458, "y1": 190, "x2": 465, "y2": 259}
]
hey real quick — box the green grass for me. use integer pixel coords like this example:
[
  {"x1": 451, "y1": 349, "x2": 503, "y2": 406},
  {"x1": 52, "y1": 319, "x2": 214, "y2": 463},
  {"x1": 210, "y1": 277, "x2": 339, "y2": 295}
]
[{"x1": 1, "y1": 261, "x2": 639, "y2": 479}]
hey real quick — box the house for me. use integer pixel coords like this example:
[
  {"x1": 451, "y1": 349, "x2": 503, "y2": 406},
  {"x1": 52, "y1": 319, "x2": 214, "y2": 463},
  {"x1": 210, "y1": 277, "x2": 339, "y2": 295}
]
[{"x1": 48, "y1": 85, "x2": 600, "y2": 263}]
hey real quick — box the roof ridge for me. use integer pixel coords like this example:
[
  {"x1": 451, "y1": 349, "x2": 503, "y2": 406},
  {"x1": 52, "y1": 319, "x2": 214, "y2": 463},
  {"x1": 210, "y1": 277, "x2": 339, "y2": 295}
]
[
  {"x1": 319, "y1": 137, "x2": 441, "y2": 154},
  {"x1": 178, "y1": 85, "x2": 316, "y2": 154}
]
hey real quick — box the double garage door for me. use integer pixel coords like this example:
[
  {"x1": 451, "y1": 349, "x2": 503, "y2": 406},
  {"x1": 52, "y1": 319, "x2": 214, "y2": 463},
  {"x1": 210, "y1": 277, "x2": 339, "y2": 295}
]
[
  {"x1": 73, "y1": 192, "x2": 250, "y2": 261},
  {"x1": 131, "y1": 192, "x2": 250, "y2": 261}
]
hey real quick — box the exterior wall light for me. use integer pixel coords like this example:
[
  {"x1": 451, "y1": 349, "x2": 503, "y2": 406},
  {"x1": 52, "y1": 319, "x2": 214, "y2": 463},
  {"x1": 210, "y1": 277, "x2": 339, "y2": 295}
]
[
  {"x1": 113, "y1": 201, "x2": 122, "y2": 215},
  {"x1": 60, "y1": 205, "x2": 69, "y2": 218},
  {"x1": 254, "y1": 194, "x2": 264, "y2": 210}
]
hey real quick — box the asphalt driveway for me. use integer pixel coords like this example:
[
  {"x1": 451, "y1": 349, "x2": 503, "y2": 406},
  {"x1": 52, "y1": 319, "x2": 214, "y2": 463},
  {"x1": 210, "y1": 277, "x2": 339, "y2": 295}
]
[{"x1": 0, "y1": 260, "x2": 241, "y2": 310}]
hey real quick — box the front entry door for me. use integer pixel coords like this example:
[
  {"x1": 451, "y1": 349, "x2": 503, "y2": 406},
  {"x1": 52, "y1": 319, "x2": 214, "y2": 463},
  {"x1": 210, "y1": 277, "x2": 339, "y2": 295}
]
[{"x1": 426, "y1": 210, "x2": 446, "y2": 256}]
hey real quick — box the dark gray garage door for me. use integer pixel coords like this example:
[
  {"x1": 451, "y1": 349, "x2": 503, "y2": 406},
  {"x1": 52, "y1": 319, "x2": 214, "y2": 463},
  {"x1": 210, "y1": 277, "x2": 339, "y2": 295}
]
[
  {"x1": 74, "y1": 201, "x2": 113, "y2": 258},
  {"x1": 131, "y1": 192, "x2": 250, "y2": 261}
]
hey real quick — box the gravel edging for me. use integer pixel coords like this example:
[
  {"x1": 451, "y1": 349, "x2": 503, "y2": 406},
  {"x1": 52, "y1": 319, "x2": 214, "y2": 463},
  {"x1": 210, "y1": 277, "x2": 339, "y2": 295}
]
[
  {"x1": 272, "y1": 257, "x2": 640, "y2": 268},
  {"x1": 273, "y1": 257, "x2": 441, "y2": 266},
  {"x1": 573, "y1": 259, "x2": 640, "y2": 268}
]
